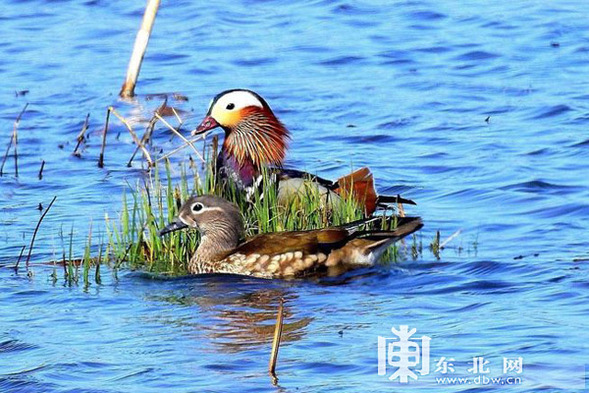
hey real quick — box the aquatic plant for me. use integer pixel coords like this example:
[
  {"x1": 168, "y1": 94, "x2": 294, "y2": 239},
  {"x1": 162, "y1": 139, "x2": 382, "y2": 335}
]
[{"x1": 102, "y1": 144, "x2": 415, "y2": 275}]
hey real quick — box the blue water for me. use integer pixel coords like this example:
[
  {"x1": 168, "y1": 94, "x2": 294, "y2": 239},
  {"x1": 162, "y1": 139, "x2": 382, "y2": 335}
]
[{"x1": 1, "y1": 0, "x2": 589, "y2": 391}]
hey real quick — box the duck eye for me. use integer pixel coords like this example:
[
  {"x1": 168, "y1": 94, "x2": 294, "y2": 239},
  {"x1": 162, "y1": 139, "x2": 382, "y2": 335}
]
[
  {"x1": 192, "y1": 203, "x2": 204, "y2": 212},
  {"x1": 226, "y1": 103, "x2": 235, "y2": 110}
]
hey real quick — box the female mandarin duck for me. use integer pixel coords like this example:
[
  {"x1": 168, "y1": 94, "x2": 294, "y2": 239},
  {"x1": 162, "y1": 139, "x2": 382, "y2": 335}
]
[
  {"x1": 192, "y1": 89, "x2": 415, "y2": 215},
  {"x1": 159, "y1": 195, "x2": 423, "y2": 278}
]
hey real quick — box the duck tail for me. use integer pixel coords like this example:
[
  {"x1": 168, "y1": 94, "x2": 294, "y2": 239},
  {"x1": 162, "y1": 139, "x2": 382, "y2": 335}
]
[
  {"x1": 376, "y1": 194, "x2": 417, "y2": 207},
  {"x1": 333, "y1": 167, "x2": 378, "y2": 215},
  {"x1": 360, "y1": 216, "x2": 424, "y2": 251},
  {"x1": 339, "y1": 215, "x2": 383, "y2": 231}
]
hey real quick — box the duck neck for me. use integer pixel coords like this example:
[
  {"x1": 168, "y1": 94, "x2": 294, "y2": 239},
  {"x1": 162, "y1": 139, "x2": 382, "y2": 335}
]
[
  {"x1": 189, "y1": 223, "x2": 243, "y2": 274},
  {"x1": 218, "y1": 115, "x2": 289, "y2": 188}
]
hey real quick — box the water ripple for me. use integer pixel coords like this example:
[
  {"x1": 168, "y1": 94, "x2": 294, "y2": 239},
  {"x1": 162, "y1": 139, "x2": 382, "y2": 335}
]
[
  {"x1": 530, "y1": 104, "x2": 572, "y2": 119},
  {"x1": 455, "y1": 50, "x2": 500, "y2": 61},
  {"x1": 500, "y1": 180, "x2": 582, "y2": 195},
  {"x1": 1, "y1": 0, "x2": 589, "y2": 391},
  {"x1": 0, "y1": 339, "x2": 39, "y2": 353}
]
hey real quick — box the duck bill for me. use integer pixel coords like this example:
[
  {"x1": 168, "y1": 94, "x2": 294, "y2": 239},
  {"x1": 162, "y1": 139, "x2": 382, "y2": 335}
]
[
  {"x1": 192, "y1": 115, "x2": 219, "y2": 136},
  {"x1": 158, "y1": 219, "x2": 189, "y2": 237}
]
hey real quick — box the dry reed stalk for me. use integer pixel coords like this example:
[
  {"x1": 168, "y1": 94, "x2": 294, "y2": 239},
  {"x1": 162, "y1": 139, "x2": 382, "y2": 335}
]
[
  {"x1": 14, "y1": 245, "x2": 26, "y2": 273},
  {"x1": 109, "y1": 107, "x2": 154, "y2": 166},
  {"x1": 432, "y1": 230, "x2": 441, "y2": 258},
  {"x1": 440, "y1": 229, "x2": 462, "y2": 249},
  {"x1": 73, "y1": 113, "x2": 90, "y2": 157},
  {"x1": 128, "y1": 100, "x2": 163, "y2": 167},
  {"x1": 397, "y1": 202, "x2": 405, "y2": 217},
  {"x1": 0, "y1": 137, "x2": 13, "y2": 176},
  {"x1": 21, "y1": 196, "x2": 57, "y2": 272},
  {"x1": 269, "y1": 297, "x2": 285, "y2": 383},
  {"x1": 38, "y1": 160, "x2": 45, "y2": 180},
  {"x1": 139, "y1": 98, "x2": 168, "y2": 150},
  {"x1": 154, "y1": 113, "x2": 205, "y2": 163},
  {"x1": 98, "y1": 108, "x2": 111, "y2": 168},
  {"x1": 13, "y1": 104, "x2": 27, "y2": 177},
  {"x1": 119, "y1": 0, "x2": 161, "y2": 98},
  {"x1": 128, "y1": 114, "x2": 158, "y2": 167},
  {"x1": 14, "y1": 122, "x2": 19, "y2": 177},
  {"x1": 0, "y1": 103, "x2": 28, "y2": 177},
  {"x1": 154, "y1": 134, "x2": 207, "y2": 164},
  {"x1": 170, "y1": 106, "x2": 183, "y2": 125}
]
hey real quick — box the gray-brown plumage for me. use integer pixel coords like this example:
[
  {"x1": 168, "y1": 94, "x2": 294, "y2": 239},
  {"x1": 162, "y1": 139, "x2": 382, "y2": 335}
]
[{"x1": 159, "y1": 195, "x2": 423, "y2": 279}]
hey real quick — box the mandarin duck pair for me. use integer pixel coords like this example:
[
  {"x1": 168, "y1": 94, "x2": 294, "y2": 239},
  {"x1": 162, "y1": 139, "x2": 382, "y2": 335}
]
[{"x1": 159, "y1": 90, "x2": 422, "y2": 278}]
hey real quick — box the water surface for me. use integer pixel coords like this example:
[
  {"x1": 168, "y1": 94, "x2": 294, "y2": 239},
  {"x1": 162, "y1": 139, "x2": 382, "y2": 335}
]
[{"x1": 1, "y1": 0, "x2": 589, "y2": 392}]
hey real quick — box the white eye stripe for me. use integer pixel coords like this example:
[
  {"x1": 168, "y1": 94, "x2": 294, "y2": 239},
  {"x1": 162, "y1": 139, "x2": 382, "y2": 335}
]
[
  {"x1": 192, "y1": 206, "x2": 225, "y2": 214},
  {"x1": 212, "y1": 91, "x2": 263, "y2": 113}
]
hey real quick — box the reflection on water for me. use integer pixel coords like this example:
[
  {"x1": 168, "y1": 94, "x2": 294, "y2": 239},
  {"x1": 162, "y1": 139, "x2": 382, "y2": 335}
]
[{"x1": 148, "y1": 278, "x2": 312, "y2": 352}]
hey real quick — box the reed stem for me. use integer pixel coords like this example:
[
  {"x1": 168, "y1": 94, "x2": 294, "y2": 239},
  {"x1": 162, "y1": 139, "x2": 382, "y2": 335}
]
[
  {"x1": 269, "y1": 297, "x2": 285, "y2": 383},
  {"x1": 440, "y1": 229, "x2": 462, "y2": 249},
  {"x1": 0, "y1": 103, "x2": 28, "y2": 177},
  {"x1": 110, "y1": 107, "x2": 154, "y2": 166},
  {"x1": 13, "y1": 124, "x2": 18, "y2": 178},
  {"x1": 119, "y1": 0, "x2": 161, "y2": 98},
  {"x1": 128, "y1": 103, "x2": 162, "y2": 166},
  {"x1": 0, "y1": 135, "x2": 13, "y2": 177},
  {"x1": 98, "y1": 108, "x2": 111, "y2": 168},
  {"x1": 73, "y1": 113, "x2": 90, "y2": 157},
  {"x1": 154, "y1": 134, "x2": 207, "y2": 164},
  {"x1": 14, "y1": 245, "x2": 26, "y2": 274},
  {"x1": 154, "y1": 113, "x2": 205, "y2": 163},
  {"x1": 38, "y1": 160, "x2": 45, "y2": 180},
  {"x1": 22, "y1": 196, "x2": 57, "y2": 272}
]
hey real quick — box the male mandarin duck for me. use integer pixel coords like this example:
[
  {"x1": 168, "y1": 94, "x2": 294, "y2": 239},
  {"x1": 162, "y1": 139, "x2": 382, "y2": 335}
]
[
  {"x1": 192, "y1": 89, "x2": 415, "y2": 215},
  {"x1": 159, "y1": 195, "x2": 423, "y2": 278}
]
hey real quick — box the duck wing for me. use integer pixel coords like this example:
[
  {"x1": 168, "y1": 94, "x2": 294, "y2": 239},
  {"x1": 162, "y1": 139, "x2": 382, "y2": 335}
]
[{"x1": 222, "y1": 228, "x2": 356, "y2": 278}]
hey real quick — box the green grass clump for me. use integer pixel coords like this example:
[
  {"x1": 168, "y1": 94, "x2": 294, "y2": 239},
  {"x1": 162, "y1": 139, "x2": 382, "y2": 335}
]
[{"x1": 104, "y1": 150, "x2": 409, "y2": 275}]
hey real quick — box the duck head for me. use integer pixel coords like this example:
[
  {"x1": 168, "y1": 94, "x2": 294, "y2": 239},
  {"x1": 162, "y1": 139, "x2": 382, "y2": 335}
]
[
  {"x1": 192, "y1": 89, "x2": 290, "y2": 169},
  {"x1": 159, "y1": 195, "x2": 244, "y2": 241}
]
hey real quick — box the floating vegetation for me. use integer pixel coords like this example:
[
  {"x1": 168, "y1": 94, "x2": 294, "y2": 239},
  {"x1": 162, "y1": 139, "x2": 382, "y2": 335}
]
[
  {"x1": 2, "y1": 101, "x2": 426, "y2": 281},
  {"x1": 101, "y1": 142, "x2": 416, "y2": 275}
]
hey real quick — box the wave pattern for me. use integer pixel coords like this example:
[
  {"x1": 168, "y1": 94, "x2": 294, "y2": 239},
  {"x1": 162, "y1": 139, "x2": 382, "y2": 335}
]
[{"x1": 0, "y1": 0, "x2": 588, "y2": 391}]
